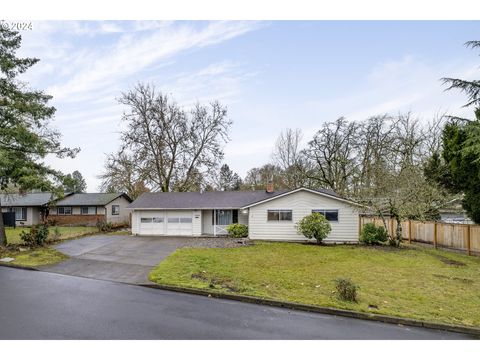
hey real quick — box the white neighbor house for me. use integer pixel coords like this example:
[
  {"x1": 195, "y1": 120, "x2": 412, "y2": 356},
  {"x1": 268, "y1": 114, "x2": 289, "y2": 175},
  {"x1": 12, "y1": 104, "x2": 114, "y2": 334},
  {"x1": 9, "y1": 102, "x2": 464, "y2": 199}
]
[{"x1": 128, "y1": 187, "x2": 361, "y2": 243}]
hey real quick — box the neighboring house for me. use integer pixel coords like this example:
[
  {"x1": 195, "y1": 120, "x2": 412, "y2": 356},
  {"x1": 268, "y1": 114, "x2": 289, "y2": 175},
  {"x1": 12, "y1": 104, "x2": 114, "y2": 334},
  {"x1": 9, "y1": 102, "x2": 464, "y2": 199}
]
[
  {"x1": 48, "y1": 193, "x2": 132, "y2": 226},
  {"x1": 439, "y1": 198, "x2": 473, "y2": 224},
  {"x1": 0, "y1": 192, "x2": 53, "y2": 226},
  {"x1": 128, "y1": 187, "x2": 360, "y2": 243}
]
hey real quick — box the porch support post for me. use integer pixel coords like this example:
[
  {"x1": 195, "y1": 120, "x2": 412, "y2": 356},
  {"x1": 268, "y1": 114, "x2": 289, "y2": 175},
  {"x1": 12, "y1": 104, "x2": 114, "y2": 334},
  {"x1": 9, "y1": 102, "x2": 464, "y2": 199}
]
[{"x1": 213, "y1": 209, "x2": 216, "y2": 237}]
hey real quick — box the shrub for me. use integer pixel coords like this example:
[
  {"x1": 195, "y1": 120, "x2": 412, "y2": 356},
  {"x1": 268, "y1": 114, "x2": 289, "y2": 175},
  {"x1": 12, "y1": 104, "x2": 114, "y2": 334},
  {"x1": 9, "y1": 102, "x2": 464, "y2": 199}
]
[
  {"x1": 296, "y1": 212, "x2": 331, "y2": 244},
  {"x1": 360, "y1": 223, "x2": 388, "y2": 245},
  {"x1": 20, "y1": 224, "x2": 49, "y2": 247},
  {"x1": 226, "y1": 223, "x2": 248, "y2": 238},
  {"x1": 96, "y1": 220, "x2": 113, "y2": 232},
  {"x1": 51, "y1": 227, "x2": 61, "y2": 242},
  {"x1": 334, "y1": 278, "x2": 359, "y2": 302}
]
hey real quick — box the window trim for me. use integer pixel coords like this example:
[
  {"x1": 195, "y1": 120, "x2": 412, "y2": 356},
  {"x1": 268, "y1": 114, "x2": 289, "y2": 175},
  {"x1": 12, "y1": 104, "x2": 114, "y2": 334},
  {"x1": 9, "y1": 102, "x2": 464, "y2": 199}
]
[
  {"x1": 267, "y1": 209, "x2": 293, "y2": 222},
  {"x1": 12, "y1": 207, "x2": 27, "y2": 221},
  {"x1": 312, "y1": 209, "x2": 339, "y2": 222},
  {"x1": 57, "y1": 206, "x2": 72, "y2": 215},
  {"x1": 112, "y1": 205, "x2": 120, "y2": 216}
]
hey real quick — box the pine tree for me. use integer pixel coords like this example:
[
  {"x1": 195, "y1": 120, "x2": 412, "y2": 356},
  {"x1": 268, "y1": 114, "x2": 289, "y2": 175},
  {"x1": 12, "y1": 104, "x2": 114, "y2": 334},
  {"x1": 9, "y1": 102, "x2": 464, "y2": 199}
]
[{"x1": 0, "y1": 27, "x2": 78, "y2": 246}]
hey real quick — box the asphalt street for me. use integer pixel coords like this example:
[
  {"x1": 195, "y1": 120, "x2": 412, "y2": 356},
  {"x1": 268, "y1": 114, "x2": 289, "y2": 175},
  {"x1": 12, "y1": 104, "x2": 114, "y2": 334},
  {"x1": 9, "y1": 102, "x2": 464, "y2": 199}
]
[{"x1": 0, "y1": 267, "x2": 475, "y2": 340}]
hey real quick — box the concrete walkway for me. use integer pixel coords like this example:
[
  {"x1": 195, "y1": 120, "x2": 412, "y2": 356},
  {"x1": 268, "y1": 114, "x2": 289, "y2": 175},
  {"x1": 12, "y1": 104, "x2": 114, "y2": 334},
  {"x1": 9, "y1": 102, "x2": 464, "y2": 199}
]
[{"x1": 40, "y1": 235, "x2": 192, "y2": 284}]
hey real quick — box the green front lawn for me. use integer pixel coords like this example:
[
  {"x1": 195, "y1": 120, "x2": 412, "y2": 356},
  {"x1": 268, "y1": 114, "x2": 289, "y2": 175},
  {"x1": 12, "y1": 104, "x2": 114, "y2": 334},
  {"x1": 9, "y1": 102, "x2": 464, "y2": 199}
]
[
  {"x1": 5, "y1": 226, "x2": 99, "y2": 245},
  {"x1": 0, "y1": 247, "x2": 68, "y2": 267},
  {"x1": 149, "y1": 242, "x2": 480, "y2": 327}
]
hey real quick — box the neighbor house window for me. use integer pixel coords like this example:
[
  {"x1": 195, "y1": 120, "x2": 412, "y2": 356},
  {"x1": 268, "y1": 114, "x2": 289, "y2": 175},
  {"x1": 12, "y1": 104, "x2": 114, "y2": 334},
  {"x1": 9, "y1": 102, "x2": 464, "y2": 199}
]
[
  {"x1": 13, "y1": 207, "x2": 27, "y2": 221},
  {"x1": 152, "y1": 217, "x2": 164, "y2": 223},
  {"x1": 312, "y1": 209, "x2": 339, "y2": 222},
  {"x1": 267, "y1": 210, "x2": 292, "y2": 221},
  {"x1": 112, "y1": 205, "x2": 120, "y2": 215},
  {"x1": 140, "y1": 218, "x2": 152, "y2": 223},
  {"x1": 57, "y1": 207, "x2": 72, "y2": 215},
  {"x1": 81, "y1": 206, "x2": 97, "y2": 215}
]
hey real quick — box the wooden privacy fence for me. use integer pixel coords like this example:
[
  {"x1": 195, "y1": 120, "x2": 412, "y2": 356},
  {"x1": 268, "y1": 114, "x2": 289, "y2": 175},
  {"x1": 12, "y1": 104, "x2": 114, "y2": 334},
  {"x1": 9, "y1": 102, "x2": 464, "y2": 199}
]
[{"x1": 359, "y1": 215, "x2": 480, "y2": 256}]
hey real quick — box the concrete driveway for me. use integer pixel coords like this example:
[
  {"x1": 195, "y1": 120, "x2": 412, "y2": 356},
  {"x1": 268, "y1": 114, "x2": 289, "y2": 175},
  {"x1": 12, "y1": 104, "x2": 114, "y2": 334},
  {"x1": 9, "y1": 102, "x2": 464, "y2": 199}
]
[{"x1": 40, "y1": 235, "x2": 192, "y2": 284}]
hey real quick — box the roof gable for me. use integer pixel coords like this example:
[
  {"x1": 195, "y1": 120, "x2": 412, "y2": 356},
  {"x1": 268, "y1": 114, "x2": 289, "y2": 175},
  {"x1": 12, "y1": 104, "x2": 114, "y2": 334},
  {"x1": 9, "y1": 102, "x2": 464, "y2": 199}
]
[
  {"x1": 241, "y1": 188, "x2": 361, "y2": 209},
  {"x1": 54, "y1": 193, "x2": 131, "y2": 206}
]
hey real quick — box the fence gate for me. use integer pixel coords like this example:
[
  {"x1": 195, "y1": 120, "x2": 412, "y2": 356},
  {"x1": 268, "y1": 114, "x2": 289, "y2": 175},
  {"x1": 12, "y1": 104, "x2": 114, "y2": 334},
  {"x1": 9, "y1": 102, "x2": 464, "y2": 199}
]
[{"x1": 2, "y1": 212, "x2": 16, "y2": 228}]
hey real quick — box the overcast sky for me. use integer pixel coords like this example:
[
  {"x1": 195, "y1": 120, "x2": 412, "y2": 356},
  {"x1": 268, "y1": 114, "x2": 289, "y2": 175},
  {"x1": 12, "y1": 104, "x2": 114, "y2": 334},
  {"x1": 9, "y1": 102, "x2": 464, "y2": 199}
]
[{"x1": 16, "y1": 21, "x2": 479, "y2": 191}]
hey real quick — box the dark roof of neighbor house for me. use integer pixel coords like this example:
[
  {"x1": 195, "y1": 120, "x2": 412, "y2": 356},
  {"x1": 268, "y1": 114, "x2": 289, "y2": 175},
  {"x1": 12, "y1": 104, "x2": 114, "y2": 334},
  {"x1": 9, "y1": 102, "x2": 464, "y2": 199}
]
[
  {"x1": 54, "y1": 193, "x2": 131, "y2": 207},
  {"x1": 0, "y1": 192, "x2": 53, "y2": 207},
  {"x1": 128, "y1": 188, "x2": 344, "y2": 210}
]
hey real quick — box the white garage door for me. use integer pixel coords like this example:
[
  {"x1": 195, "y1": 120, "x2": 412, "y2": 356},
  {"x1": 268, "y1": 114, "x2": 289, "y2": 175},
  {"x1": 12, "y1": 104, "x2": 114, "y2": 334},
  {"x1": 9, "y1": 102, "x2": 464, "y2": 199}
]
[
  {"x1": 166, "y1": 211, "x2": 193, "y2": 236},
  {"x1": 139, "y1": 211, "x2": 165, "y2": 235}
]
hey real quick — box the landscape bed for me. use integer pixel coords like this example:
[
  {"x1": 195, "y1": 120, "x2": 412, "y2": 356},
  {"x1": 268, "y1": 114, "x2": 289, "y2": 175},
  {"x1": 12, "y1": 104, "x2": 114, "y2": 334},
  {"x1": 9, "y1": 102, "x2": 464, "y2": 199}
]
[{"x1": 149, "y1": 241, "x2": 480, "y2": 327}]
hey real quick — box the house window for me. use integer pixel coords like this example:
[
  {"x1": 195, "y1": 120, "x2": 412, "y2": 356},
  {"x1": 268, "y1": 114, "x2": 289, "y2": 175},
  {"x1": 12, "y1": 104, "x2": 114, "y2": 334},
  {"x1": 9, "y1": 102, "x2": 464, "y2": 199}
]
[
  {"x1": 57, "y1": 207, "x2": 72, "y2": 215},
  {"x1": 81, "y1": 206, "x2": 97, "y2": 215},
  {"x1": 152, "y1": 217, "x2": 164, "y2": 223},
  {"x1": 267, "y1": 210, "x2": 292, "y2": 221},
  {"x1": 112, "y1": 205, "x2": 120, "y2": 215},
  {"x1": 141, "y1": 218, "x2": 152, "y2": 223},
  {"x1": 13, "y1": 207, "x2": 27, "y2": 221},
  {"x1": 312, "y1": 209, "x2": 339, "y2": 222},
  {"x1": 180, "y1": 217, "x2": 192, "y2": 224}
]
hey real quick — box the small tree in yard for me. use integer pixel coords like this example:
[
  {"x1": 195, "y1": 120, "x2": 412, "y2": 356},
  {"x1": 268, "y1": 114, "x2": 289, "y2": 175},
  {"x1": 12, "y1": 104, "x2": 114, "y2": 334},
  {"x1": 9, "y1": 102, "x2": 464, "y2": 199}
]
[{"x1": 296, "y1": 213, "x2": 331, "y2": 244}]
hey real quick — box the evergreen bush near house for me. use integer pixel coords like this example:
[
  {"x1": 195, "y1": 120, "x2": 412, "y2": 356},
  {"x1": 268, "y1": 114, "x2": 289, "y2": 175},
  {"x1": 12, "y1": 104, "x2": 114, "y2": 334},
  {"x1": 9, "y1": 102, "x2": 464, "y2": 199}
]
[
  {"x1": 296, "y1": 212, "x2": 331, "y2": 244},
  {"x1": 360, "y1": 223, "x2": 388, "y2": 245},
  {"x1": 334, "y1": 278, "x2": 359, "y2": 302},
  {"x1": 96, "y1": 220, "x2": 113, "y2": 232},
  {"x1": 226, "y1": 223, "x2": 248, "y2": 238},
  {"x1": 20, "y1": 224, "x2": 49, "y2": 247}
]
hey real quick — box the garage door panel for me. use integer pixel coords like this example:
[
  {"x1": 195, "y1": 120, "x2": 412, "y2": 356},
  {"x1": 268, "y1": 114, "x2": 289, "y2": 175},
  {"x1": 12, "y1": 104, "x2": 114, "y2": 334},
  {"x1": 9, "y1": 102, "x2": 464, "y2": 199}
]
[
  {"x1": 139, "y1": 211, "x2": 165, "y2": 235},
  {"x1": 166, "y1": 211, "x2": 193, "y2": 236}
]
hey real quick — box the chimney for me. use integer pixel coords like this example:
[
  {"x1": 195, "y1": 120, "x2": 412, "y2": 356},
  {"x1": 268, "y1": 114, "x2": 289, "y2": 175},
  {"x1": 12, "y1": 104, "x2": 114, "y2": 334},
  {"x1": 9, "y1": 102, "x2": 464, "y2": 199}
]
[{"x1": 266, "y1": 180, "x2": 274, "y2": 193}]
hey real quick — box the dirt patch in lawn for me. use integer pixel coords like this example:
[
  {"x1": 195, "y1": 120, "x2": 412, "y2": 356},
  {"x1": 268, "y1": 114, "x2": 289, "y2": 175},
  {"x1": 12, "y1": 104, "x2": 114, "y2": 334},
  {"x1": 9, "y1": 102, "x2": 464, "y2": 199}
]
[
  {"x1": 191, "y1": 272, "x2": 240, "y2": 293},
  {"x1": 433, "y1": 274, "x2": 473, "y2": 284},
  {"x1": 432, "y1": 254, "x2": 467, "y2": 267}
]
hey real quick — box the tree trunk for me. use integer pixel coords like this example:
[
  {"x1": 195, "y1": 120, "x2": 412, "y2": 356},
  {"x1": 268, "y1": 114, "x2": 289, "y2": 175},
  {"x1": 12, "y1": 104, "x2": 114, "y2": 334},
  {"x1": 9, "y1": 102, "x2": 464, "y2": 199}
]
[
  {"x1": 0, "y1": 197, "x2": 7, "y2": 247},
  {"x1": 394, "y1": 215, "x2": 403, "y2": 247}
]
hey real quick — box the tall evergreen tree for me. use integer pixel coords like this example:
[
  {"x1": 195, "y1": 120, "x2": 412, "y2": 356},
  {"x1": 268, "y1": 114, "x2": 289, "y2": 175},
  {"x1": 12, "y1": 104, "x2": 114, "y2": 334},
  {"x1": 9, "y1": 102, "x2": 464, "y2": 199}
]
[
  {"x1": 0, "y1": 27, "x2": 78, "y2": 246},
  {"x1": 64, "y1": 170, "x2": 87, "y2": 193}
]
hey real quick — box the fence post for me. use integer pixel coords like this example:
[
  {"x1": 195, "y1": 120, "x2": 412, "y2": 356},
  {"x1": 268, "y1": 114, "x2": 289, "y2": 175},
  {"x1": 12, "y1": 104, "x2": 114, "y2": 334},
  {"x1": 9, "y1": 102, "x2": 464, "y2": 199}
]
[
  {"x1": 408, "y1": 219, "x2": 412, "y2": 244},
  {"x1": 390, "y1": 217, "x2": 394, "y2": 238},
  {"x1": 467, "y1": 224, "x2": 471, "y2": 256},
  {"x1": 433, "y1": 222, "x2": 438, "y2": 249}
]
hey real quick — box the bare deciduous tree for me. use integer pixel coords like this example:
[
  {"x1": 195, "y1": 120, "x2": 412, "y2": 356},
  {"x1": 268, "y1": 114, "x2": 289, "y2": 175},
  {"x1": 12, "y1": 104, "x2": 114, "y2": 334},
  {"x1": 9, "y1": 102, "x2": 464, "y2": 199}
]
[
  {"x1": 304, "y1": 118, "x2": 360, "y2": 196},
  {"x1": 271, "y1": 128, "x2": 307, "y2": 188},
  {"x1": 115, "y1": 83, "x2": 232, "y2": 192}
]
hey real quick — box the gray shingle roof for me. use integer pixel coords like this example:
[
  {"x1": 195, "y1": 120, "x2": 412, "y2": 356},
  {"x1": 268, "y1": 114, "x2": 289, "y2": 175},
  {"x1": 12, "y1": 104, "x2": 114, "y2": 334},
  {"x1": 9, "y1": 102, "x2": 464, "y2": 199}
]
[
  {"x1": 128, "y1": 188, "x2": 342, "y2": 210},
  {"x1": 0, "y1": 192, "x2": 53, "y2": 207},
  {"x1": 55, "y1": 193, "x2": 129, "y2": 206}
]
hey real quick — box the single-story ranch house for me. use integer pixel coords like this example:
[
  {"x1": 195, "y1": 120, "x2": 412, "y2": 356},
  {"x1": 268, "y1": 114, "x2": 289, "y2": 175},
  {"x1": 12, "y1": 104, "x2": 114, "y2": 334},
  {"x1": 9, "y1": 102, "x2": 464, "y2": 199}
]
[
  {"x1": 128, "y1": 187, "x2": 360, "y2": 242},
  {"x1": 49, "y1": 193, "x2": 132, "y2": 226},
  {"x1": 0, "y1": 192, "x2": 53, "y2": 226}
]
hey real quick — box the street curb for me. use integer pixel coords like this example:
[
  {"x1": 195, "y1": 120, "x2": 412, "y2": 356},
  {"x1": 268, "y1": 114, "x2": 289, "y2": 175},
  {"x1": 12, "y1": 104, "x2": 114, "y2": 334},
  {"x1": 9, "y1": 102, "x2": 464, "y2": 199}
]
[
  {"x1": 0, "y1": 262, "x2": 39, "y2": 271},
  {"x1": 141, "y1": 283, "x2": 480, "y2": 337}
]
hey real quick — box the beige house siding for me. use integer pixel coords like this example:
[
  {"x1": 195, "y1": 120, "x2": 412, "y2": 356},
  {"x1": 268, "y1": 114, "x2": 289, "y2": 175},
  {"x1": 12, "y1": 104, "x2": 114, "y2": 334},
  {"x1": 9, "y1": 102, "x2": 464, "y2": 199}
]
[
  {"x1": 1, "y1": 206, "x2": 43, "y2": 226},
  {"x1": 105, "y1": 196, "x2": 131, "y2": 224},
  {"x1": 247, "y1": 189, "x2": 359, "y2": 243}
]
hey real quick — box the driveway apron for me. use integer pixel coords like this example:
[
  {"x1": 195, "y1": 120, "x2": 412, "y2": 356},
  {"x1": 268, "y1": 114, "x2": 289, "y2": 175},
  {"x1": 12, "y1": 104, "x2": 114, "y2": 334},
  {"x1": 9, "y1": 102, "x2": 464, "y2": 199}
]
[{"x1": 39, "y1": 235, "x2": 191, "y2": 284}]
